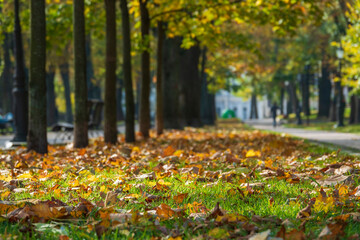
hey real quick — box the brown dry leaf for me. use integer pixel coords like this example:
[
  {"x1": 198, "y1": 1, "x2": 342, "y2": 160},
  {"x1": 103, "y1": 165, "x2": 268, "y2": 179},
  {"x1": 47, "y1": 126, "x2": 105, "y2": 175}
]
[
  {"x1": 104, "y1": 191, "x2": 118, "y2": 207},
  {"x1": 156, "y1": 203, "x2": 175, "y2": 220},
  {"x1": 296, "y1": 199, "x2": 315, "y2": 219},
  {"x1": 173, "y1": 193, "x2": 188, "y2": 204},
  {"x1": 276, "y1": 226, "x2": 306, "y2": 240},
  {"x1": 318, "y1": 222, "x2": 347, "y2": 240},
  {"x1": 163, "y1": 145, "x2": 176, "y2": 157},
  {"x1": 206, "y1": 202, "x2": 224, "y2": 220},
  {"x1": 315, "y1": 175, "x2": 354, "y2": 186}
]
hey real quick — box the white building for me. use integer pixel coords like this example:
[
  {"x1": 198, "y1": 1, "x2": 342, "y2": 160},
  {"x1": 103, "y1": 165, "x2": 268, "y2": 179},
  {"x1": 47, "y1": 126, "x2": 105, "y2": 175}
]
[{"x1": 215, "y1": 90, "x2": 269, "y2": 120}]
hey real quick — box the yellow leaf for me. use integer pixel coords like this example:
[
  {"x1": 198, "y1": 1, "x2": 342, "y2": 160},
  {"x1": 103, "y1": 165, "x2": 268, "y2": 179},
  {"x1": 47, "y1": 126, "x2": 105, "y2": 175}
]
[
  {"x1": 17, "y1": 172, "x2": 32, "y2": 179},
  {"x1": 246, "y1": 149, "x2": 261, "y2": 158}
]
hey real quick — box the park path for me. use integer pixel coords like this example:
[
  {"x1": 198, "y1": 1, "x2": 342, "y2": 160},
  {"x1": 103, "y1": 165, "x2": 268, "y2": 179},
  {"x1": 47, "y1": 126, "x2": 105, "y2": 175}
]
[
  {"x1": 246, "y1": 118, "x2": 360, "y2": 152},
  {"x1": 0, "y1": 125, "x2": 126, "y2": 148}
]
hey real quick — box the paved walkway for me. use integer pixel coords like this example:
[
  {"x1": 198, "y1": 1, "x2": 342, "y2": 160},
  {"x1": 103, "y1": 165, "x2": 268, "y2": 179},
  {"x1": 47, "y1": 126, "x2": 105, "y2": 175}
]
[
  {"x1": 0, "y1": 125, "x2": 126, "y2": 148},
  {"x1": 246, "y1": 119, "x2": 360, "y2": 152}
]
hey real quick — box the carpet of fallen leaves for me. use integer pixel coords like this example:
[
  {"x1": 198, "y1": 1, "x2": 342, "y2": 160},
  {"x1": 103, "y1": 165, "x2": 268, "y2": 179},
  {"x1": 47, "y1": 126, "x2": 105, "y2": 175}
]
[{"x1": 0, "y1": 126, "x2": 360, "y2": 239}]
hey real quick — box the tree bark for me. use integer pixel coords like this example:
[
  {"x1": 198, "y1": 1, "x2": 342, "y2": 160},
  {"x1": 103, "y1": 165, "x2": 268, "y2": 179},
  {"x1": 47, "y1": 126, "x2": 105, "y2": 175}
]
[
  {"x1": 180, "y1": 45, "x2": 202, "y2": 127},
  {"x1": 156, "y1": 22, "x2": 164, "y2": 135},
  {"x1": 46, "y1": 64, "x2": 58, "y2": 126},
  {"x1": 318, "y1": 57, "x2": 331, "y2": 118},
  {"x1": 250, "y1": 93, "x2": 258, "y2": 119},
  {"x1": 117, "y1": 78, "x2": 124, "y2": 121},
  {"x1": 73, "y1": 0, "x2": 88, "y2": 148},
  {"x1": 349, "y1": 93, "x2": 356, "y2": 124},
  {"x1": 59, "y1": 62, "x2": 73, "y2": 123},
  {"x1": 200, "y1": 48, "x2": 216, "y2": 125},
  {"x1": 329, "y1": 85, "x2": 337, "y2": 122},
  {"x1": 104, "y1": 0, "x2": 117, "y2": 144},
  {"x1": 302, "y1": 66, "x2": 310, "y2": 124},
  {"x1": 28, "y1": 0, "x2": 47, "y2": 153},
  {"x1": 13, "y1": 0, "x2": 28, "y2": 142},
  {"x1": 139, "y1": 0, "x2": 151, "y2": 138},
  {"x1": 289, "y1": 81, "x2": 302, "y2": 125},
  {"x1": 120, "y1": 0, "x2": 135, "y2": 142},
  {"x1": 1, "y1": 33, "x2": 13, "y2": 113},
  {"x1": 86, "y1": 34, "x2": 101, "y2": 99},
  {"x1": 163, "y1": 37, "x2": 181, "y2": 129}
]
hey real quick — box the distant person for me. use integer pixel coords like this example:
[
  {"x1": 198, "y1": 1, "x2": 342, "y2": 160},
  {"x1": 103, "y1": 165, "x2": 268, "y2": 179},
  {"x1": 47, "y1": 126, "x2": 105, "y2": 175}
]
[{"x1": 271, "y1": 103, "x2": 278, "y2": 127}]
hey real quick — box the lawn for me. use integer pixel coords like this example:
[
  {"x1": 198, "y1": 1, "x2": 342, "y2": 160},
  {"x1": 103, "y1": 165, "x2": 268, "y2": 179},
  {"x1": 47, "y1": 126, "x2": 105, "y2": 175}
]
[
  {"x1": 0, "y1": 124, "x2": 359, "y2": 239},
  {"x1": 283, "y1": 108, "x2": 360, "y2": 134}
]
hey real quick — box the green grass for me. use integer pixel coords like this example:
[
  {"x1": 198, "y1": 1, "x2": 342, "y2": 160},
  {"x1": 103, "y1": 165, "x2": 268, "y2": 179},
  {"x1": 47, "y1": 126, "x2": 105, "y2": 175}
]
[{"x1": 1, "y1": 125, "x2": 360, "y2": 239}]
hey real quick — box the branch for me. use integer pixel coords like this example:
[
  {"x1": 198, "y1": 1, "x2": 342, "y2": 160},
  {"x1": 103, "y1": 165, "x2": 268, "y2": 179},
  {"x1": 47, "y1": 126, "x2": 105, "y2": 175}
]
[{"x1": 150, "y1": 0, "x2": 244, "y2": 20}]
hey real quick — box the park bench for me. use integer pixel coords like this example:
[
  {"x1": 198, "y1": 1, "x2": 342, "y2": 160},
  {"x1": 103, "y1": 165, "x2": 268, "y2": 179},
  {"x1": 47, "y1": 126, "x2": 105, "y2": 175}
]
[
  {"x1": 51, "y1": 99, "x2": 104, "y2": 144},
  {"x1": 0, "y1": 113, "x2": 14, "y2": 134}
]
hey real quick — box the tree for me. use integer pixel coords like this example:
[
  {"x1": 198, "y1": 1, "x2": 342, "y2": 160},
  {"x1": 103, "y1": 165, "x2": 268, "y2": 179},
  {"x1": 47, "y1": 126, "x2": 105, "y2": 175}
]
[
  {"x1": 28, "y1": 0, "x2": 47, "y2": 153},
  {"x1": 73, "y1": 0, "x2": 88, "y2": 148},
  {"x1": 120, "y1": 0, "x2": 135, "y2": 142},
  {"x1": 156, "y1": 22, "x2": 164, "y2": 135},
  {"x1": 139, "y1": 0, "x2": 151, "y2": 138},
  {"x1": 13, "y1": 0, "x2": 28, "y2": 142},
  {"x1": 104, "y1": 0, "x2": 117, "y2": 144}
]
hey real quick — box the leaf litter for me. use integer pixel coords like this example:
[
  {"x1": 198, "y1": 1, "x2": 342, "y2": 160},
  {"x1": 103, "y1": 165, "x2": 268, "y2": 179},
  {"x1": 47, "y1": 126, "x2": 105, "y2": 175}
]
[{"x1": 0, "y1": 127, "x2": 359, "y2": 239}]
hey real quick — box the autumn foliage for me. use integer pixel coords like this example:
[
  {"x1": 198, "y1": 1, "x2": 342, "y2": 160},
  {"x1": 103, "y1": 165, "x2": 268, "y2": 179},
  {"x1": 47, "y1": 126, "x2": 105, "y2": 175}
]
[{"x1": 0, "y1": 125, "x2": 358, "y2": 239}]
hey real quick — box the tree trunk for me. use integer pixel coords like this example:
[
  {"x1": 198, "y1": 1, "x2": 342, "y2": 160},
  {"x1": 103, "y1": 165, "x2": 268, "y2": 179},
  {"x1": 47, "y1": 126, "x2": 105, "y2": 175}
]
[
  {"x1": 86, "y1": 34, "x2": 101, "y2": 99},
  {"x1": 250, "y1": 93, "x2": 258, "y2": 119},
  {"x1": 289, "y1": 81, "x2": 302, "y2": 125},
  {"x1": 280, "y1": 87, "x2": 284, "y2": 115},
  {"x1": 104, "y1": 0, "x2": 117, "y2": 144},
  {"x1": 120, "y1": 0, "x2": 135, "y2": 142},
  {"x1": 156, "y1": 22, "x2": 164, "y2": 135},
  {"x1": 59, "y1": 62, "x2": 73, "y2": 123},
  {"x1": 180, "y1": 45, "x2": 202, "y2": 127},
  {"x1": 302, "y1": 66, "x2": 310, "y2": 124},
  {"x1": 13, "y1": 0, "x2": 28, "y2": 142},
  {"x1": 1, "y1": 33, "x2": 13, "y2": 113},
  {"x1": 200, "y1": 48, "x2": 216, "y2": 125},
  {"x1": 163, "y1": 37, "x2": 181, "y2": 129},
  {"x1": 356, "y1": 96, "x2": 360, "y2": 123},
  {"x1": 139, "y1": 0, "x2": 151, "y2": 138},
  {"x1": 116, "y1": 78, "x2": 124, "y2": 121},
  {"x1": 46, "y1": 64, "x2": 58, "y2": 126},
  {"x1": 349, "y1": 93, "x2": 356, "y2": 124},
  {"x1": 318, "y1": 57, "x2": 331, "y2": 118},
  {"x1": 329, "y1": 85, "x2": 337, "y2": 122},
  {"x1": 73, "y1": 0, "x2": 88, "y2": 148},
  {"x1": 28, "y1": 0, "x2": 47, "y2": 153}
]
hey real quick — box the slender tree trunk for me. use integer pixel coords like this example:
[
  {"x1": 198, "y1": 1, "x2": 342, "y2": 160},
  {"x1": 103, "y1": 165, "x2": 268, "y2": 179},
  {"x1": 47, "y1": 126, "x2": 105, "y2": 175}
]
[
  {"x1": 28, "y1": 0, "x2": 47, "y2": 153},
  {"x1": 120, "y1": 0, "x2": 135, "y2": 142},
  {"x1": 200, "y1": 48, "x2": 215, "y2": 125},
  {"x1": 156, "y1": 22, "x2": 164, "y2": 135},
  {"x1": 73, "y1": 0, "x2": 88, "y2": 148},
  {"x1": 318, "y1": 57, "x2": 331, "y2": 118},
  {"x1": 139, "y1": 0, "x2": 151, "y2": 138},
  {"x1": 86, "y1": 34, "x2": 101, "y2": 99},
  {"x1": 302, "y1": 66, "x2": 310, "y2": 124},
  {"x1": 1, "y1": 33, "x2": 13, "y2": 113},
  {"x1": 280, "y1": 87, "x2": 284, "y2": 115},
  {"x1": 163, "y1": 37, "x2": 181, "y2": 129},
  {"x1": 356, "y1": 96, "x2": 360, "y2": 123},
  {"x1": 289, "y1": 81, "x2": 302, "y2": 125},
  {"x1": 180, "y1": 45, "x2": 202, "y2": 127},
  {"x1": 59, "y1": 62, "x2": 73, "y2": 123},
  {"x1": 116, "y1": 78, "x2": 124, "y2": 121},
  {"x1": 349, "y1": 93, "x2": 356, "y2": 124},
  {"x1": 13, "y1": 0, "x2": 28, "y2": 142},
  {"x1": 46, "y1": 64, "x2": 58, "y2": 126},
  {"x1": 104, "y1": 0, "x2": 117, "y2": 144},
  {"x1": 329, "y1": 84, "x2": 337, "y2": 122},
  {"x1": 250, "y1": 93, "x2": 258, "y2": 119}
]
